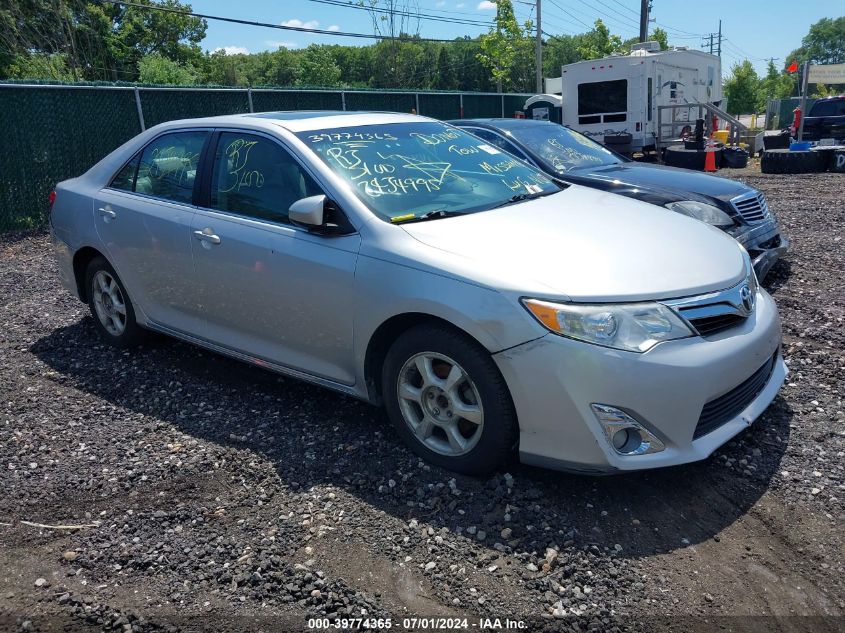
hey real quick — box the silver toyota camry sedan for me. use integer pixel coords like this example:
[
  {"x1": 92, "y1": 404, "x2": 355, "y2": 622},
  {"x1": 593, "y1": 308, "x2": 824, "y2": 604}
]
[{"x1": 50, "y1": 111, "x2": 786, "y2": 475}]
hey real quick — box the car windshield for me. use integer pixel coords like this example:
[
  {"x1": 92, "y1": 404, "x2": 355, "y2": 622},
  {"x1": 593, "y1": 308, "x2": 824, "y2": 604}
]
[
  {"x1": 297, "y1": 121, "x2": 559, "y2": 223},
  {"x1": 508, "y1": 124, "x2": 622, "y2": 173}
]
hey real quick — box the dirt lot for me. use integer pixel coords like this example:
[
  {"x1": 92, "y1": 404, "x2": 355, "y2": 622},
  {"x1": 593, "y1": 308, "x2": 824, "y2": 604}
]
[{"x1": 1, "y1": 167, "x2": 843, "y2": 633}]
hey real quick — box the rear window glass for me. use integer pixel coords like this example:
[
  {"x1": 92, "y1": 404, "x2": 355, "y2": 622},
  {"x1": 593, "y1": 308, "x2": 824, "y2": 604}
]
[
  {"x1": 109, "y1": 154, "x2": 139, "y2": 192},
  {"x1": 135, "y1": 131, "x2": 207, "y2": 203}
]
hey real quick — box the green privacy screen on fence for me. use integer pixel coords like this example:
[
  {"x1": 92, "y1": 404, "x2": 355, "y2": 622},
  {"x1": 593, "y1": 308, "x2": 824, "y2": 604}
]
[{"x1": 0, "y1": 83, "x2": 532, "y2": 232}]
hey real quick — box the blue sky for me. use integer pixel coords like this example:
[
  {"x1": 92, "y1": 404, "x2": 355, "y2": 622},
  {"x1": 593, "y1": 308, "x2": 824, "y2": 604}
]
[{"x1": 194, "y1": 0, "x2": 843, "y2": 76}]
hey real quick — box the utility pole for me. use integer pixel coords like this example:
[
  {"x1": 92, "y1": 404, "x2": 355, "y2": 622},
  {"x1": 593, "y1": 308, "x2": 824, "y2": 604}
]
[
  {"x1": 717, "y1": 19, "x2": 722, "y2": 57},
  {"x1": 535, "y1": 0, "x2": 542, "y2": 93},
  {"x1": 701, "y1": 22, "x2": 723, "y2": 57},
  {"x1": 639, "y1": 0, "x2": 649, "y2": 42}
]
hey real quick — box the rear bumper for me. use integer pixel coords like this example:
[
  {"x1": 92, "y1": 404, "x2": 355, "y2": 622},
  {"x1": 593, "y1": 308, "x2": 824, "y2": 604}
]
[
  {"x1": 50, "y1": 223, "x2": 79, "y2": 300},
  {"x1": 494, "y1": 289, "x2": 784, "y2": 474}
]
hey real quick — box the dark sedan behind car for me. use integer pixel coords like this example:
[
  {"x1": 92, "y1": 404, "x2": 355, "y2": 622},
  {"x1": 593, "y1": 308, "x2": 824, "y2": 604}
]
[{"x1": 449, "y1": 118, "x2": 788, "y2": 280}]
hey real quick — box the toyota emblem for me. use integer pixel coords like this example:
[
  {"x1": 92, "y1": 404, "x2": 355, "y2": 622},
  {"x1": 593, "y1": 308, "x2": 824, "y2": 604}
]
[{"x1": 740, "y1": 284, "x2": 754, "y2": 312}]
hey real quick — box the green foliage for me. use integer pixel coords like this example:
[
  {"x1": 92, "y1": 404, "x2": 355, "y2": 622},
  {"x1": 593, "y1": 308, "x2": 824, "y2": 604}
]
[
  {"x1": 799, "y1": 16, "x2": 845, "y2": 65},
  {"x1": 7, "y1": 53, "x2": 75, "y2": 80},
  {"x1": 724, "y1": 60, "x2": 760, "y2": 114},
  {"x1": 650, "y1": 28, "x2": 669, "y2": 51},
  {"x1": 138, "y1": 53, "x2": 198, "y2": 85},
  {"x1": 477, "y1": 0, "x2": 531, "y2": 90},
  {"x1": 0, "y1": 0, "x2": 207, "y2": 81},
  {"x1": 297, "y1": 45, "x2": 342, "y2": 87},
  {"x1": 577, "y1": 20, "x2": 624, "y2": 60},
  {"x1": 758, "y1": 59, "x2": 795, "y2": 109}
]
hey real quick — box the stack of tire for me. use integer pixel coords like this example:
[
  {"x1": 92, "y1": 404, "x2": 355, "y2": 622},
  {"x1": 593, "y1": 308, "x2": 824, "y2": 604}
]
[
  {"x1": 761, "y1": 149, "x2": 828, "y2": 174},
  {"x1": 663, "y1": 145, "x2": 722, "y2": 171}
]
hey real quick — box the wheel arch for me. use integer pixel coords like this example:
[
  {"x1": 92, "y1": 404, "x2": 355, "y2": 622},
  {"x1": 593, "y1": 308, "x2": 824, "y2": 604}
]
[
  {"x1": 72, "y1": 246, "x2": 107, "y2": 302},
  {"x1": 363, "y1": 312, "x2": 490, "y2": 404}
]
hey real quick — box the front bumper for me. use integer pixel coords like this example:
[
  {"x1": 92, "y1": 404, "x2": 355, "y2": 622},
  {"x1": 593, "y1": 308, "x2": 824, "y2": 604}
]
[
  {"x1": 494, "y1": 289, "x2": 785, "y2": 473},
  {"x1": 732, "y1": 220, "x2": 789, "y2": 281}
]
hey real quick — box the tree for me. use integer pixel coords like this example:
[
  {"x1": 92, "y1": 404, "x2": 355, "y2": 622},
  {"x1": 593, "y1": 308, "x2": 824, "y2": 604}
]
[
  {"x1": 650, "y1": 27, "x2": 669, "y2": 50},
  {"x1": 544, "y1": 35, "x2": 582, "y2": 77},
  {"x1": 0, "y1": 0, "x2": 206, "y2": 81},
  {"x1": 6, "y1": 53, "x2": 75, "y2": 80},
  {"x1": 477, "y1": 0, "x2": 531, "y2": 91},
  {"x1": 434, "y1": 47, "x2": 456, "y2": 90},
  {"x1": 297, "y1": 45, "x2": 341, "y2": 87},
  {"x1": 577, "y1": 19, "x2": 624, "y2": 60},
  {"x1": 723, "y1": 60, "x2": 760, "y2": 114},
  {"x1": 786, "y1": 17, "x2": 845, "y2": 96},
  {"x1": 138, "y1": 53, "x2": 197, "y2": 84},
  {"x1": 758, "y1": 59, "x2": 794, "y2": 110}
]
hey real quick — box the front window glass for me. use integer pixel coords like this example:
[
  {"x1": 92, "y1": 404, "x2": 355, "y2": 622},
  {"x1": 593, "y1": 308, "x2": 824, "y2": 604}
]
[
  {"x1": 210, "y1": 132, "x2": 322, "y2": 224},
  {"x1": 136, "y1": 131, "x2": 207, "y2": 203},
  {"x1": 298, "y1": 122, "x2": 558, "y2": 222},
  {"x1": 509, "y1": 124, "x2": 622, "y2": 173}
]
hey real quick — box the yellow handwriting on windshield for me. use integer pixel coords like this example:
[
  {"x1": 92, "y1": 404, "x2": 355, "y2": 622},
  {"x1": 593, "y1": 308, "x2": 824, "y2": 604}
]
[{"x1": 220, "y1": 138, "x2": 264, "y2": 193}]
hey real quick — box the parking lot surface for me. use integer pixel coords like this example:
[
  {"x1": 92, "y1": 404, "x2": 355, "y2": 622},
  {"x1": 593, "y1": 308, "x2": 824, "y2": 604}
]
[{"x1": 1, "y1": 169, "x2": 842, "y2": 632}]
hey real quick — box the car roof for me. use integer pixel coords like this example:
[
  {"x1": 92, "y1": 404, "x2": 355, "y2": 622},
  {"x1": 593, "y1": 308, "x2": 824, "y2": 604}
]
[
  {"x1": 150, "y1": 110, "x2": 427, "y2": 134},
  {"x1": 448, "y1": 118, "x2": 555, "y2": 130}
]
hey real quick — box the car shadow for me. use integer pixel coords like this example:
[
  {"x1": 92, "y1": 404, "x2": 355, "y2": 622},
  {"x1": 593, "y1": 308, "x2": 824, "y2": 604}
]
[
  {"x1": 32, "y1": 319, "x2": 792, "y2": 560},
  {"x1": 761, "y1": 257, "x2": 792, "y2": 295}
]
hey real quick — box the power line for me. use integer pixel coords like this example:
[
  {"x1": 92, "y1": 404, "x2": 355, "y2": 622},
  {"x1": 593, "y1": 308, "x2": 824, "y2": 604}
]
[
  {"x1": 100, "y1": 0, "x2": 473, "y2": 43},
  {"x1": 305, "y1": 0, "x2": 494, "y2": 28}
]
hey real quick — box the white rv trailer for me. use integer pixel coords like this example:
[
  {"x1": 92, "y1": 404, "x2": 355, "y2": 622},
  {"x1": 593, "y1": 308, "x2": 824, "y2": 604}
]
[{"x1": 543, "y1": 43, "x2": 723, "y2": 151}]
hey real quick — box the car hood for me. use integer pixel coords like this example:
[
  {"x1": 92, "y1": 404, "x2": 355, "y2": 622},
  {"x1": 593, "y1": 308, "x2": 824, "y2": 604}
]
[
  {"x1": 570, "y1": 161, "x2": 752, "y2": 203},
  {"x1": 400, "y1": 184, "x2": 746, "y2": 302}
]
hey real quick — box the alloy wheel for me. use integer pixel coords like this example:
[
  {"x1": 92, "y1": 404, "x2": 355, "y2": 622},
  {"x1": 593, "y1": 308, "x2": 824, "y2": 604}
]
[
  {"x1": 92, "y1": 270, "x2": 127, "y2": 336},
  {"x1": 396, "y1": 352, "x2": 484, "y2": 457}
]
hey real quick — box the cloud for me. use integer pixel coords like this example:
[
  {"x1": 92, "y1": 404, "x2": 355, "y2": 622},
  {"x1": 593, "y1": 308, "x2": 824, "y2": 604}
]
[
  {"x1": 213, "y1": 46, "x2": 249, "y2": 55},
  {"x1": 327, "y1": 24, "x2": 340, "y2": 32},
  {"x1": 281, "y1": 18, "x2": 320, "y2": 30},
  {"x1": 265, "y1": 40, "x2": 299, "y2": 49},
  {"x1": 477, "y1": 0, "x2": 496, "y2": 8}
]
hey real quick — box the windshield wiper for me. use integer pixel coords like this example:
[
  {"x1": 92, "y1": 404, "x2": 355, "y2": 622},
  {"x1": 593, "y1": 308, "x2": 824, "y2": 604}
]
[
  {"x1": 490, "y1": 189, "x2": 558, "y2": 210},
  {"x1": 391, "y1": 209, "x2": 467, "y2": 225}
]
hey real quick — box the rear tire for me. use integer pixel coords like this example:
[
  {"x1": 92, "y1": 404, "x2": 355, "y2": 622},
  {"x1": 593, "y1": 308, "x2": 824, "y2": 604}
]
[
  {"x1": 85, "y1": 256, "x2": 144, "y2": 348},
  {"x1": 382, "y1": 325, "x2": 518, "y2": 475}
]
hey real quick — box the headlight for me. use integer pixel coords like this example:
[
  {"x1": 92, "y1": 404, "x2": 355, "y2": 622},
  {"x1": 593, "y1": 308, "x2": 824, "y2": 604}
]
[
  {"x1": 666, "y1": 201, "x2": 734, "y2": 228},
  {"x1": 522, "y1": 299, "x2": 693, "y2": 352}
]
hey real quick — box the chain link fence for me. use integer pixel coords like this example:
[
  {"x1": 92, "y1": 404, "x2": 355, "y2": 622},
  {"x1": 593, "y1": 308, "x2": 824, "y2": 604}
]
[{"x1": 0, "y1": 82, "x2": 532, "y2": 233}]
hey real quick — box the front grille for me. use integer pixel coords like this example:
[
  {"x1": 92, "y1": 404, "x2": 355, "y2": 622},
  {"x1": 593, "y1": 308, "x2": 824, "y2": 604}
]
[
  {"x1": 694, "y1": 352, "x2": 777, "y2": 439},
  {"x1": 687, "y1": 312, "x2": 748, "y2": 336},
  {"x1": 731, "y1": 192, "x2": 770, "y2": 223}
]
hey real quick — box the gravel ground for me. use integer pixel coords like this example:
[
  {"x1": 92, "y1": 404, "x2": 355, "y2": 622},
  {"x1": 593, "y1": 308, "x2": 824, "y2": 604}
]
[{"x1": 1, "y1": 168, "x2": 843, "y2": 633}]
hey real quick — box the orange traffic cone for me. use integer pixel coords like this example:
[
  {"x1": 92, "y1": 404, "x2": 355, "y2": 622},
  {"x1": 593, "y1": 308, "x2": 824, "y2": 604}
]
[{"x1": 704, "y1": 144, "x2": 718, "y2": 172}]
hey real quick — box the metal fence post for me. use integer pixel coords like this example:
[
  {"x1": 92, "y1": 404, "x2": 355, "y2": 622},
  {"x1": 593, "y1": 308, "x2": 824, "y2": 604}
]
[
  {"x1": 459, "y1": 93, "x2": 464, "y2": 118},
  {"x1": 341, "y1": 91, "x2": 346, "y2": 111},
  {"x1": 501, "y1": 94, "x2": 505, "y2": 117},
  {"x1": 247, "y1": 87, "x2": 254, "y2": 113},
  {"x1": 134, "y1": 86, "x2": 146, "y2": 132},
  {"x1": 415, "y1": 93, "x2": 420, "y2": 115}
]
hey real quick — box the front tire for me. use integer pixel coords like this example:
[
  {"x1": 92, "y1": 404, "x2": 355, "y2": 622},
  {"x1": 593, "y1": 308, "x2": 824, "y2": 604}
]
[
  {"x1": 382, "y1": 325, "x2": 518, "y2": 475},
  {"x1": 85, "y1": 256, "x2": 144, "y2": 347}
]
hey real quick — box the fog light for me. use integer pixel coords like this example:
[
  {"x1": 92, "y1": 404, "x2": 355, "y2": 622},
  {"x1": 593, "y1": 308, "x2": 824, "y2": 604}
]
[{"x1": 591, "y1": 404, "x2": 665, "y2": 456}]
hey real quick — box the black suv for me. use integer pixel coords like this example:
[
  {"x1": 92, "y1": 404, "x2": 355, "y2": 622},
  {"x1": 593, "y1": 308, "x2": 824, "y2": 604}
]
[
  {"x1": 449, "y1": 118, "x2": 789, "y2": 280},
  {"x1": 802, "y1": 95, "x2": 845, "y2": 142}
]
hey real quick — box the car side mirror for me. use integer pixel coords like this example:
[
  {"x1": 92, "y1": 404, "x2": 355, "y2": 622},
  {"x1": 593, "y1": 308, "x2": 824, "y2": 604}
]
[{"x1": 289, "y1": 194, "x2": 326, "y2": 227}]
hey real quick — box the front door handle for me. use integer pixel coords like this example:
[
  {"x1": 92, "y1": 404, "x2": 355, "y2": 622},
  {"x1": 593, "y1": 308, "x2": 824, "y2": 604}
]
[
  {"x1": 193, "y1": 229, "x2": 221, "y2": 245},
  {"x1": 98, "y1": 207, "x2": 116, "y2": 220}
]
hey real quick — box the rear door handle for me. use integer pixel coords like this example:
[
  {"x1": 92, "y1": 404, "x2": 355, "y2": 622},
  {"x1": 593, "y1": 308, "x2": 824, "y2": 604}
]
[
  {"x1": 98, "y1": 207, "x2": 116, "y2": 220},
  {"x1": 193, "y1": 229, "x2": 221, "y2": 245}
]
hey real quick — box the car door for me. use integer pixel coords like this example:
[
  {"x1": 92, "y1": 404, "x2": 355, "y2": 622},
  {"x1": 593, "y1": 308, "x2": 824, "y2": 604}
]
[
  {"x1": 190, "y1": 129, "x2": 361, "y2": 385},
  {"x1": 94, "y1": 129, "x2": 209, "y2": 333}
]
